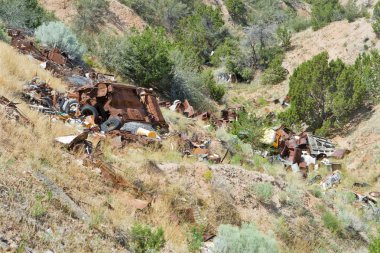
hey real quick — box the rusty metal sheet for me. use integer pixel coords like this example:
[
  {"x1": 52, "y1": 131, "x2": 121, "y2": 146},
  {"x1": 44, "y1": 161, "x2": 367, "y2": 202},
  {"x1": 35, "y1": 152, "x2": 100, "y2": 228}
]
[
  {"x1": 77, "y1": 82, "x2": 167, "y2": 129},
  {"x1": 288, "y1": 148, "x2": 302, "y2": 164},
  {"x1": 0, "y1": 96, "x2": 31, "y2": 125},
  {"x1": 47, "y1": 48, "x2": 67, "y2": 65},
  {"x1": 183, "y1": 99, "x2": 195, "y2": 118}
]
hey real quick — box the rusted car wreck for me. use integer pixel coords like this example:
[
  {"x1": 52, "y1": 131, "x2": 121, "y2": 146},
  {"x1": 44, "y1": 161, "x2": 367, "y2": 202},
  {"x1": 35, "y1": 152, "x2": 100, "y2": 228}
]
[{"x1": 69, "y1": 82, "x2": 168, "y2": 132}]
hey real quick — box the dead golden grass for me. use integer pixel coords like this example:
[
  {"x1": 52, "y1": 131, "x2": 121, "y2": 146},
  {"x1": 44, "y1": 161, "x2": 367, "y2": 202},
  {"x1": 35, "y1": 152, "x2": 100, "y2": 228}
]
[{"x1": 0, "y1": 41, "x2": 65, "y2": 94}]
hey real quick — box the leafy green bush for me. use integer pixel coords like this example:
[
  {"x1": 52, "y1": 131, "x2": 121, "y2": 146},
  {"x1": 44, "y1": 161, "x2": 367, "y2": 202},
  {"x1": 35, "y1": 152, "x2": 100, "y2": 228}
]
[
  {"x1": 343, "y1": 0, "x2": 366, "y2": 22},
  {"x1": 369, "y1": 230, "x2": 380, "y2": 253},
  {"x1": 279, "y1": 51, "x2": 365, "y2": 132},
  {"x1": 213, "y1": 223, "x2": 278, "y2": 253},
  {"x1": 276, "y1": 26, "x2": 291, "y2": 50},
  {"x1": 175, "y1": 3, "x2": 227, "y2": 64},
  {"x1": 74, "y1": 0, "x2": 109, "y2": 33},
  {"x1": 0, "y1": 22, "x2": 9, "y2": 43},
  {"x1": 0, "y1": 0, "x2": 54, "y2": 29},
  {"x1": 98, "y1": 28, "x2": 173, "y2": 91},
  {"x1": 225, "y1": 0, "x2": 247, "y2": 24},
  {"x1": 261, "y1": 56, "x2": 288, "y2": 85},
  {"x1": 230, "y1": 111, "x2": 268, "y2": 148},
  {"x1": 130, "y1": 223, "x2": 165, "y2": 253},
  {"x1": 287, "y1": 16, "x2": 312, "y2": 32},
  {"x1": 121, "y1": 0, "x2": 189, "y2": 32},
  {"x1": 311, "y1": 0, "x2": 343, "y2": 30},
  {"x1": 252, "y1": 182, "x2": 274, "y2": 203},
  {"x1": 35, "y1": 22, "x2": 85, "y2": 60},
  {"x1": 322, "y1": 210, "x2": 342, "y2": 234},
  {"x1": 188, "y1": 225, "x2": 205, "y2": 252},
  {"x1": 373, "y1": 3, "x2": 380, "y2": 37},
  {"x1": 202, "y1": 70, "x2": 225, "y2": 102},
  {"x1": 355, "y1": 50, "x2": 380, "y2": 103}
]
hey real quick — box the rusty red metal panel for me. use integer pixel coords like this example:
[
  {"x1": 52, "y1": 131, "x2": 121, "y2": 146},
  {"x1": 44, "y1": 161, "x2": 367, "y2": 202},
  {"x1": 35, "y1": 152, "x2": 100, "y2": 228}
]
[
  {"x1": 48, "y1": 48, "x2": 67, "y2": 65},
  {"x1": 77, "y1": 82, "x2": 168, "y2": 128},
  {"x1": 288, "y1": 148, "x2": 302, "y2": 164}
]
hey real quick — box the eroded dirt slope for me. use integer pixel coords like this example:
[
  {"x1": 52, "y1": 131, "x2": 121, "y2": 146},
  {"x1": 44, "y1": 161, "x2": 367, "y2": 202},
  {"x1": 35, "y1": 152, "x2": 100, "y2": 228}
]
[
  {"x1": 38, "y1": 0, "x2": 146, "y2": 32},
  {"x1": 283, "y1": 18, "x2": 379, "y2": 74}
]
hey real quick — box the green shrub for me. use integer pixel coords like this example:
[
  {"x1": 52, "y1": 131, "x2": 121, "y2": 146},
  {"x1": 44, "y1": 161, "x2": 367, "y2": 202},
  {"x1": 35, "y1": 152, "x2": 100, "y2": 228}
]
[
  {"x1": 322, "y1": 211, "x2": 342, "y2": 234},
  {"x1": 225, "y1": 0, "x2": 247, "y2": 24},
  {"x1": 374, "y1": 3, "x2": 380, "y2": 37},
  {"x1": 202, "y1": 70, "x2": 225, "y2": 102},
  {"x1": 121, "y1": 0, "x2": 190, "y2": 32},
  {"x1": 175, "y1": 3, "x2": 227, "y2": 64},
  {"x1": 170, "y1": 68, "x2": 214, "y2": 111},
  {"x1": 280, "y1": 51, "x2": 365, "y2": 132},
  {"x1": 35, "y1": 21, "x2": 85, "y2": 60},
  {"x1": 369, "y1": 230, "x2": 380, "y2": 253},
  {"x1": 0, "y1": 0, "x2": 54, "y2": 29},
  {"x1": 355, "y1": 50, "x2": 380, "y2": 102},
  {"x1": 276, "y1": 26, "x2": 291, "y2": 50},
  {"x1": 252, "y1": 182, "x2": 273, "y2": 203},
  {"x1": 311, "y1": 0, "x2": 343, "y2": 30},
  {"x1": 261, "y1": 56, "x2": 288, "y2": 85},
  {"x1": 0, "y1": 22, "x2": 9, "y2": 43},
  {"x1": 74, "y1": 0, "x2": 109, "y2": 33},
  {"x1": 188, "y1": 225, "x2": 205, "y2": 252},
  {"x1": 130, "y1": 223, "x2": 165, "y2": 253},
  {"x1": 343, "y1": 0, "x2": 366, "y2": 22},
  {"x1": 98, "y1": 28, "x2": 173, "y2": 91},
  {"x1": 288, "y1": 16, "x2": 312, "y2": 32},
  {"x1": 213, "y1": 223, "x2": 278, "y2": 253},
  {"x1": 30, "y1": 195, "x2": 47, "y2": 218}
]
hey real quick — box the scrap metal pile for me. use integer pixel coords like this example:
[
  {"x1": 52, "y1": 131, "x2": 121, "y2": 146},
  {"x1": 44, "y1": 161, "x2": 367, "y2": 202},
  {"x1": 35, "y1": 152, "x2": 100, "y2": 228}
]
[
  {"x1": 263, "y1": 126, "x2": 348, "y2": 177},
  {"x1": 164, "y1": 99, "x2": 244, "y2": 127},
  {"x1": 21, "y1": 78, "x2": 166, "y2": 150},
  {"x1": 7, "y1": 29, "x2": 114, "y2": 87}
]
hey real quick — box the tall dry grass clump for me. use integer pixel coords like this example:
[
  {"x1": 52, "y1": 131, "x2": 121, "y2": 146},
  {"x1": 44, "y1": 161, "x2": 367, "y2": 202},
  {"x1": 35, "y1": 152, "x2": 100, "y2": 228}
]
[{"x1": 0, "y1": 41, "x2": 65, "y2": 95}]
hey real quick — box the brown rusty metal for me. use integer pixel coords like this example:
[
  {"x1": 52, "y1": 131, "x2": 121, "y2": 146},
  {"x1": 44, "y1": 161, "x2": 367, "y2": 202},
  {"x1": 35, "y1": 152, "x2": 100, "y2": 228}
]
[
  {"x1": 0, "y1": 96, "x2": 31, "y2": 125},
  {"x1": 47, "y1": 48, "x2": 67, "y2": 65},
  {"x1": 76, "y1": 82, "x2": 168, "y2": 129}
]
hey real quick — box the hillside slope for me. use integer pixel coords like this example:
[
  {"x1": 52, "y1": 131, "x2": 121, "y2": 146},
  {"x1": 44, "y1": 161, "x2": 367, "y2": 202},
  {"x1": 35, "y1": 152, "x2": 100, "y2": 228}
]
[
  {"x1": 283, "y1": 18, "x2": 379, "y2": 74},
  {"x1": 38, "y1": 0, "x2": 146, "y2": 32}
]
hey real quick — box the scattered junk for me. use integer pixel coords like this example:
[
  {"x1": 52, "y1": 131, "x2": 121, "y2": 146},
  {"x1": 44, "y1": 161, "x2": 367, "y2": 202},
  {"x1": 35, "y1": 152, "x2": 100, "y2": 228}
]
[
  {"x1": 354, "y1": 192, "x2": 377, "y2": 206},
  {"x1": 22, "y1": 77, "x2": 166, "y2": 150},
  {"x1": 73, "y1": 82, "x2": 168, "y2": 133},
  {"x1": 0, "y1": 96, "x2": 31, "y2": 125},
  {"x1": 262, "y1": 126, "x2": 345, "y2": 179},
  {"x1": 180, "y1": 134, "x2": 222, "y2": 163},
  {"x1": 164, "y1": 98, "x2": 243, "y2": 127},
  {"x1": 320, "y1": 171, "x2": 342, "y2": 190}
]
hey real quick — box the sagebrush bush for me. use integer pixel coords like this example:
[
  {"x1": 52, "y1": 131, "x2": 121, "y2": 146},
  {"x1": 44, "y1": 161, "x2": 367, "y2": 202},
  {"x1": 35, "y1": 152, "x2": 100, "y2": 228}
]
[
  {"x1": 35, "y1": 22, "x2": 85, "y2": 59},
  {"x1": 252, "y1": 182, "x2": 273, "y2": 203},
  {"x1": 130, "y1": 223, "x2": 165, "y2": 253},
  {"x1": 213, "y1": 223, "x2": 278, "y2": 253}
]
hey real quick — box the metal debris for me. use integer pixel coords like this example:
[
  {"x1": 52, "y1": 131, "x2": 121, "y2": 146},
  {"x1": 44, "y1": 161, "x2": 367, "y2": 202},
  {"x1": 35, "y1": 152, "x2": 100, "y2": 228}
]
[
  {"x1": 0, "y1": 96, "x2": 31, "y2": 124},
  {"x1": 321, "y1": 171, "x2": 342, "y2": 190}
]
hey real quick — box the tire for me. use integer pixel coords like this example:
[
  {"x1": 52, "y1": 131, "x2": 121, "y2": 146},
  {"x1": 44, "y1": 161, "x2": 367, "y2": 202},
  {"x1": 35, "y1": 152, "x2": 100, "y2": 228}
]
[
  {"x1": 101, "y1": 117, "x2": 122, "y2": 133},
  {"x1": 81, "y1": 105, "x2": 99, "y2": 118},
  {"x1": 41, "y1": 97, "x2": 53, "y2": 108},
  {"x1": 64, "y1": 99, "x2": 79, "y2": 115}
]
